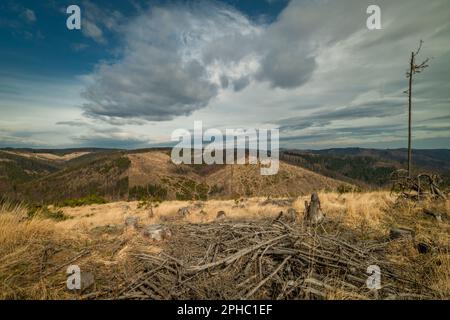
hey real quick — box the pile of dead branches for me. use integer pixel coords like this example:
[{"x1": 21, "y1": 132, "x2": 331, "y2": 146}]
[
  {"x1": 391, "y1": 169, "x2": 446, "y2": 201},
  {"x1": 114, "y1": 219, "x2": 439, "y2": 300}
]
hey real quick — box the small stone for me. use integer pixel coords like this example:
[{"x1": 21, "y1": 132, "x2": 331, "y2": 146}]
[
  {"x1": 80, "y1": 272, "x2": 95, "y2": 292},
  {"x1": 142, "y1": 224, "x2": 172, "y2": 241}
]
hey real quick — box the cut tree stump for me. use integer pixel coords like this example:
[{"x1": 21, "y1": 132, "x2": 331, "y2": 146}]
[
  {"x1": 304, "y1": 193, "x2": 325, "y2": 225},
  {"x1": 142, "y1": 224, "x2": 172, "y2": 241},
  {"x1": 125, "y1": 216, "x2": 140, "y2": 229},
  {"x1": 216, "y1": 211, "x2": 226, "y2": 220}
]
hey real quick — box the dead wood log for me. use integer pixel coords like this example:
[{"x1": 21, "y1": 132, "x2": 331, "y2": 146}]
[
  {"x1": 185, "y1": 234, "x2": 288, "y2": 274},
  {"x1": 244, "y1": 255, "x2": 291, "y2": 299},
  {"x1": 389, "y1": 227, "x2": 415, "y2": 240},
  {"x1": 423, "y1": 209, "x2": 443, "y2": 222}
]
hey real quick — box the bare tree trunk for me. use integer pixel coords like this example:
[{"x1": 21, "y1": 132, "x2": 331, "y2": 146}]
[
  {"x1": 408, "y1": 52, "x2": 414, "y2": 178},
  {"x1": 406, "y1": 41, "x2": 429, "y2": 177}
]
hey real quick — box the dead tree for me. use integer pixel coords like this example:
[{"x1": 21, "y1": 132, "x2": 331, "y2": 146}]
[
  {"x1": 304, "y1": 192, "x2": 325, "y2": 225},
  {"x1": 405, "y1": 40, "x2": 430, "y2": 177}
]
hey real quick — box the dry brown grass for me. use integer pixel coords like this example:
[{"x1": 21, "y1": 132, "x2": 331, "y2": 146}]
[
  {"x1": 0, "y1": 202, "x2": 145, "y2": 299},
  {"x1": 0, "y1": 203, "x2": 68, "y2": 299},
  {"x1": 0, "y1": 191, "x2": 448, "y2": 300}
]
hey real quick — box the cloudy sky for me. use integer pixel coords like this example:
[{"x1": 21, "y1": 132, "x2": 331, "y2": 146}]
[{"x1": 0, "y1": 0, "x2": 449, "y2": 149}]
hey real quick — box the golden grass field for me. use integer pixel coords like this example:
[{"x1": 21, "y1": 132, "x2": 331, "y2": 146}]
[{"x1": 0, "y1": 192, "x2": 448, "y2": 299}]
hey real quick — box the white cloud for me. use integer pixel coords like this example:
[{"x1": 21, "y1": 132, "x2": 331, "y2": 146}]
[
  {"x1": 23, "y1": 8, "x2": 36, "y2": 23},
  {"x1": 82, "y1": 2, "x2": 263, "y2": 122}
]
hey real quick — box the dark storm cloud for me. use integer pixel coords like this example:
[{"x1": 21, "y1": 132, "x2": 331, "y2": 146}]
[
  {"x1": 56, "y1": 120, "x2": 89, "y2": 127},
  {"x1": 279, "y1": 124, "x2": 405, "y2": 142},
  {"x1": 278, "y1": 97, "x2": 406, "y2": 132}
]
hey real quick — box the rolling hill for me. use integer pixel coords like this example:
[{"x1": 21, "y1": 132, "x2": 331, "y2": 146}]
[
  {"x1": 1, "y1": 148, "x2": 349, "y2": 203},
  {"x1": 1, "y1": 147, "x2": 448, "y2": 204}
]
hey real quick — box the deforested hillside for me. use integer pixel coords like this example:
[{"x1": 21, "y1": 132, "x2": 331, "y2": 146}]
[
  {"x1": 126, "y1": 150, "x2": 351, "y2": 200},
  {"x1": 4, "y1": 147, "x2": 449, "y2": 205},
  {"x1": 205, "y1": 161, "x2": 347, "y2": 198},
  {"x1": 0, "y1": 150, "x2": 61, "y2": 194},
  {"x1": 16, "y1": 152, "x2": 132, "y2": 203},
  {"x1": 4, "y1": 149, "x2": 351, "y2": 204}
]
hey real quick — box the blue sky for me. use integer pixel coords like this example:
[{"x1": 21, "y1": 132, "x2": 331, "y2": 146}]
[{"x1": 0, "y1": 0, "x2": 449, "y2": 149}]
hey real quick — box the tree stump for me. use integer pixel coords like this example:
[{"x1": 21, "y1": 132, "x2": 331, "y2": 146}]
[
  {"x1": 216, "y1": 211, "x2": 226, "y2": 220},
  {"x1": 304, "y1": 193, "x2": 325, "y2": 225},
  {"x1": 142, "y1": 224, "x2": 172, "y2": 241},
  {"x1": 124, "y1": 216, "x2": 140, "y2": 229}
]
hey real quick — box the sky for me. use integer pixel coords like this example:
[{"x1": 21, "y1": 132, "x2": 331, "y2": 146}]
[{"x1": 0, "y1": 0, "x2": 449, "y2": 149}]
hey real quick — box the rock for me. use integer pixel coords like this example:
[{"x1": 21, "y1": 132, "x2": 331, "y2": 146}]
[
  {"x1": 216, "y1": 211, "x2": 226, "y2": 220},
  {"x1": 125, "y1": 216, "x2": 140, "y2": 229},
  {"x1": 80, "y1": 272, "x2": 95, "y2": 292},
  {"x1": 178, "y1": 207, "x2": 191, "y2": 217},
  {"x1": 142, "y1": 224, "x2": 172, "y2": 241},
  {"x1": 389, "y1": 227, "x2": 415, "y2": 240}
]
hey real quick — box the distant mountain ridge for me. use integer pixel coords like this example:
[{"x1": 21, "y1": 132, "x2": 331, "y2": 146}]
[{"x1": 281, "y1": 148, "x2": 450, "y2": 188}]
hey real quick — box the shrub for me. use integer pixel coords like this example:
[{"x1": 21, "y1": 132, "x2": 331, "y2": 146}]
[
  {"x1": 114, "y1": 157, "x2": 131, "y2": 171},
  {"x1": 27, "y1": 205, "x2": 69, "y2": 221},
  {"x1": 337, "y1": 184, "x2": 361, "y2": 194},
  {"x1": 129, "y1": 183, "x2": 168, "y2": 201},
  {"x1": 58, "y1": 194, "x2": 107, "y2": 207}
]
